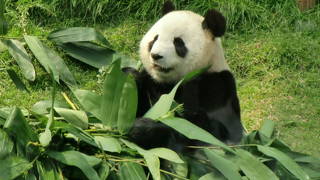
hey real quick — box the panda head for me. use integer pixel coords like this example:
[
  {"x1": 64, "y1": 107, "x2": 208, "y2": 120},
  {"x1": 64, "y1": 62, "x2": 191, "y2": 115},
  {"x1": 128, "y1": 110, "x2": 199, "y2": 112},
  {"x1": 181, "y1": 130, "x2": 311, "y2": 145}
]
[{"x1": 140, "y1": 1, "x2": 230, "y2": 83}]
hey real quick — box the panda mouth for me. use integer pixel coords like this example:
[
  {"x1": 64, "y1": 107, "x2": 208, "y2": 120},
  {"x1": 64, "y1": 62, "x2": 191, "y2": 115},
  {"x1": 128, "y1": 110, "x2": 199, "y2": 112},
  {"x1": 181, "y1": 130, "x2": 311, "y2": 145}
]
[{"x1": 153, "y1": 64, "x2": 174, "y2": 73}]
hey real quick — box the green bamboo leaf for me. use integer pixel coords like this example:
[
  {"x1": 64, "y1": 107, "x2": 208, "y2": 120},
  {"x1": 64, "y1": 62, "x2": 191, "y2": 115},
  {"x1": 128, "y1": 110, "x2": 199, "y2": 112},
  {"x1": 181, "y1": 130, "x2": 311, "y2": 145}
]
[
  {"x1": 182, "y1": 66, "x2": 210, "y2": 83},
  {"x1": 259, "y1": 119, "x2": 275, "y2": 138},
  {"x1": 144, "y1": 81, "x2": 182, "y2": 119},
  {"x1": 144, "y1": 67, "x2": 207, "y2": 119},
  {"x1": 199, "y1": 172, "x2": 227, "y2": 180},
  {"x1": 161, "y1": 117, "x2": 234, "y2": 152},
  {"x1": 94, "y1": 136, "x2": 122, "y2": 153},
  {"x1": 171, "y1": 161, "x2": 188, "y2": 179},
  {"x1": 47, "y1": 150, "x2": 101, "y2": 180},
  {"x1": 144, "y1": 153, "x2": 161, "y2": 180},
  {"x1": 101, "y1": 60, "x2": 137, "y2": 133},
  {"x1": 0, "y1": 0, "x2": 5, "y2": 18},
  {"x1": 58, "y1": 42, "x2": 115, "y2": 68},
  {"x1": 7, "y1": 69, "x2": 29, "y2": 92},
  {"x1": 0, "y1": 17, "x2": 8, "y2": 35},
  {"x1": 0, "y1": 109, "x2": 9, "y2": 125},
  {"x1": 31, "y1": 100, "x2": 69, "y2": 115},
  {"x1": 148, "y1": 148, "x2": 184, "y2": 163},
  {"x1": 257, "y1": 145, "x2": 310, "y2": 180},
  {"x1": 0, "y1": 156, "x2": 33, "y2": 180},
  {"x1": 63, "y1": 124, "x2": 97, "y2": 147},
  {"x1": 24, "y1": 35, "x2": 77, "y2": 86},
  {"x1": 121, "y1": 139, "x2": 160, "y2": 180},
  {"x1": 98, "y1": 161, "x2": 110, "y2": 180},
  {"x1": 36, "y1": 160, "x2": 60, "y2": 180},
  {"x1": 0, "y1": 129, "x2": 14, "y2": 159},
  {"x1": 55, "y1": 108, "x2": 88, "y2": 129},
  {"x1": 234, "y1": 149, "x2": 279, "y2": 180},
  {"x1": 48, "y1": 27, "x2": 110, "y2": 46},
  {"x1": 119, "y1": 162, "x2": 147, "y2": 180},
  {"x1": 117, "y1": 74, "x2": 138, "y2": 134},
  {"x1": 3, "y1": 39, "x2": 35, "y2": 81},
  {"x1": 294, "y1": 155, "x2": 320, "y2": 165},
  {"x1": 72, "y1": 89, "x2": 103, "y2": 120},
  {"x1": 4, "y1": 107, "x2": 38, "y2": 149},
  {"x1": 204, "y1": 149, "x2": 242, "y2": 180},
  {"x1": 121, "y1": 139, "x2": 145, "y2": 152},
  {"x1": 0, "y1": 0, "x2": 8, "y2": 35}
]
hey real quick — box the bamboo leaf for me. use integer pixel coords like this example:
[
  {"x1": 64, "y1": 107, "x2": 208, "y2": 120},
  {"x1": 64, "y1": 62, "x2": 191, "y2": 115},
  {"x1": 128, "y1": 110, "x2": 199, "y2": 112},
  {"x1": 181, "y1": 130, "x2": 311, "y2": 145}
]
[
  {"x1": 24, "y1": 35, "x2": 77, "y2": 86},
  {"x1": 7, "y1": 69, "x2": 29, "y2": 92},
  {"x1": 144, "y1": 81, "x2": 182, "y2": 119},
  {"x1": 55, "y1": 108, "x2": 88, "y2": 129},
  {"x1": 259, "y1": 119, "x2": 275, "y2": 138},
  {"x1": 117, "y1": 74, "x2": 138, "y2": 134},
  {"x1": 4, "y1": 107, "x2": 38, "y2": 149},
  {"x1": 101, "y1": 60, "x2": 137, "y2": 133},
  {"x1": 119, "y1": 162, "x2": 147, "y2": 180},
  {"x1": 257, "y1": 145, "x2": 310, "y2": 180},
  {"x1": 199, "y1": 172, "x2": 227, "y2": 180},
  {"x1": 31, "y1": 100, "x2": 69, "y2": 115},
  {"x1": 0, "y1": 17, "x2": 8, "y2": 35},
  {"x1": 94, "y1": 136, "x2": 122, "y2": 153},
  {"x1": 161, "y1": 117, "x2": 234, "y2": 152},
  {"x1": 0, "y1": 129, "x2": 14, "y2": 159},
  {"x1": 171, "y1": 161, "x2": 188, "y2": 179},
  {"x1": 204, "y1": 149, "x2": 242, "y2": 180},
  {"x1": 148, "y1": 148, "x2": 184, "y2": 163},
  {"x1": 0, "y1": 0, "x2": 8, "y2": 35},
  {"x1": 234, "y1": 149, "x2": 279, "y2": 180},
  {"x1": 3, "y1": 39, "x2": 35, "y2": 81},
  {"x1": 0, "y1": 156, "x2": 33, "y2": 180},
  {"x1": 144, "y1": 153, "x2": 161, "y2": 180},
  {"x1": 36, "y1": 160, "x2": 60, "y2": 180},
  {"x1": 58, "y1": 42, "x2": 114, "y2": 68},
  {"x1": 72, "y1": 89, "x2": 103, "y2": 120},
  {"x1": 144, "y1": 67, "x2": 207, "y2": 119},
  {"x1": 98, "y1": 161, "x2": 110, "y2": 180},
  {"x1": 63, "y1": 124, "x2": 97, "y2": 147},
  {"x1": 47, "y1": 150, "x2": 101, "y2": 180},
  {"x1": 48, "y1": 27, "x2": 110, "y2": 47},
  {"x1": 121, "y1": 139, "x2": 160, "y2": 180}
]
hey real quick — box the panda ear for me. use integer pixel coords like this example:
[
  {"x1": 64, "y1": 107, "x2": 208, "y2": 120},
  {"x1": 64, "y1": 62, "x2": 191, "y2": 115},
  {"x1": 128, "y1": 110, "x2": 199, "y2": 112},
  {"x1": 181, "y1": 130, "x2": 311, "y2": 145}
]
[
  {"x1": 162, "y1": 1, "x2": 175, "y2": 15},
  {"x1": 202, "y1": 9, "x2": 226, "y2": 37}
]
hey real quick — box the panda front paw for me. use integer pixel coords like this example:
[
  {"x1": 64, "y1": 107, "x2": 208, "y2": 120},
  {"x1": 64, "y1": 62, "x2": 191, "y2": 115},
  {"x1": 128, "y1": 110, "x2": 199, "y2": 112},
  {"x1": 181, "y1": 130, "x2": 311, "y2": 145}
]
[{"x1": 128, "y1": 117, "x2": 172, "y2": 149}]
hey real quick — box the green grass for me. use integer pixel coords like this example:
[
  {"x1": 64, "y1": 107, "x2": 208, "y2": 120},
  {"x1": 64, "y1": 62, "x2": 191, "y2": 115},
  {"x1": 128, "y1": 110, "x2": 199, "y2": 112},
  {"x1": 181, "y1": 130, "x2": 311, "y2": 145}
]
[{"x1": 1, "y1": 1, "x2": 320, "y2": 157}]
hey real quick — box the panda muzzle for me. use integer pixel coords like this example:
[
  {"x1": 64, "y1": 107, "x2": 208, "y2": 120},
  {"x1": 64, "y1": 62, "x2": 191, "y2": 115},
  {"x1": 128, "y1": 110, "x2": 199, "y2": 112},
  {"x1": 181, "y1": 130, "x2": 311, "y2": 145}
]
[{"x1": 153, "y1": 63, "x2": 174, "y2": 73}]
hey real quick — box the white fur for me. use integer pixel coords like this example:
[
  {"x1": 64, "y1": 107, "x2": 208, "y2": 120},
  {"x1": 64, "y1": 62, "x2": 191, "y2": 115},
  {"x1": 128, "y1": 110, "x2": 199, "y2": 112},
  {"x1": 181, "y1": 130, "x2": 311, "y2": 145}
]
[{"x1": 140, "y1": 10, "x2": 229, "y2": 83}]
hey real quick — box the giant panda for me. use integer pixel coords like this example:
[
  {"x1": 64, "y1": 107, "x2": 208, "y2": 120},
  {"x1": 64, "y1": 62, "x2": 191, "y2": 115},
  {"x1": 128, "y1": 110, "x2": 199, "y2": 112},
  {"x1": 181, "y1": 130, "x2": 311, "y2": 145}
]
[{"x1": 125, "y1": 1, "x2": 243, "y2": 152}]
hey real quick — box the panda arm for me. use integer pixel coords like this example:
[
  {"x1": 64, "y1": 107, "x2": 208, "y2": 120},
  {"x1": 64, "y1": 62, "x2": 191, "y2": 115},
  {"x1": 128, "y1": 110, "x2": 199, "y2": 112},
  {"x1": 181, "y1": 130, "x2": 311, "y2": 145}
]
[
  {"x1": 196, "y1": 70, "x2": 243, "y2": 143},
  {"x1": 122, "y1": 68, "x2": 174, "y2": 148}
]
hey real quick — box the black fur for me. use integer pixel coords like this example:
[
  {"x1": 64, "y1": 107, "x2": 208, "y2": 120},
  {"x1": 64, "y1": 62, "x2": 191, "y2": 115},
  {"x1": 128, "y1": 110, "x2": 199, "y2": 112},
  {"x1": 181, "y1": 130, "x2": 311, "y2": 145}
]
[
  {"x1": 148, "y1": 35, "x2": 158, "y2": 52},
  {"x1": 151, "y1": 53, "x2": 163, "y2": 61},
  {"x1": 173, "y1": 37, "x2": 188, "y2": 58},
  {"x1": 126, "y1": 68, "x2": 243, "y2": 151},
  {"x1": 202, "y1": 9, "x2": 226, "y2": 37},
  {"x1": 162, "y1": 1, "x2": 175, "y2": 15}
]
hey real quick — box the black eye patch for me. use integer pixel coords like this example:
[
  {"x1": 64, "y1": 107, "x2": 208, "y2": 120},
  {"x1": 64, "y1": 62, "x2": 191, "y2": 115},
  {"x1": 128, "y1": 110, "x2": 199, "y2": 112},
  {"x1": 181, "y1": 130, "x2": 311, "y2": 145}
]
[
  {"x1": 173, "y1": 37, "x2": 188, "y2": 58},
  {"x1": 148, "y1": 35, "x2": 159, "y2": 52}
]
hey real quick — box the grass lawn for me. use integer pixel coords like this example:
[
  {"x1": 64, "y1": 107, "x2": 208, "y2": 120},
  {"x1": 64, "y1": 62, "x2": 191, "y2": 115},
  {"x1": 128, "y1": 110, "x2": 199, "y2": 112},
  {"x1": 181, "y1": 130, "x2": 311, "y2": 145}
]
[{"x1": 0, "y1": 1, "x2": 319, "y2": 157}]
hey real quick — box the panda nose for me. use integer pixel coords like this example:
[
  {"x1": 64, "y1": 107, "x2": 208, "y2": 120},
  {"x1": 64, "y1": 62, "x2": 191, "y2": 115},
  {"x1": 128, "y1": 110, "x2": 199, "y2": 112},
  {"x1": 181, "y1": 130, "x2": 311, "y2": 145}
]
[{"x1": 151, "y1": 53, "x2": 163, "y2": 61}]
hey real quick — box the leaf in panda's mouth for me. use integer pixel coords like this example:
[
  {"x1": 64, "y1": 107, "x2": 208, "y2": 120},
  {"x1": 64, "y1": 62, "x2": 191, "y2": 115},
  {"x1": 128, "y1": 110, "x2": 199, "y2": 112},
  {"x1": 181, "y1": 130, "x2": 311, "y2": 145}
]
[{"x1": 153, "y1": 64, "x2": 174, "y2": 73}]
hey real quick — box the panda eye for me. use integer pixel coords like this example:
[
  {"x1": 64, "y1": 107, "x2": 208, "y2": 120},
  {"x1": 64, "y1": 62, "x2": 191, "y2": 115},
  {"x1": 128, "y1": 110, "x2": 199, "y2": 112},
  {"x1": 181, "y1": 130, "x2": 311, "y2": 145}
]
[
  {"x1": 173, "y1": 37, "x2": 184, "y2": 46},
  {"x1": 148, "y1": 35, "x2": 159, "y2": 52},
  {"x1": 173, "y1": 37, "x2": 188, "y2": 58}
]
